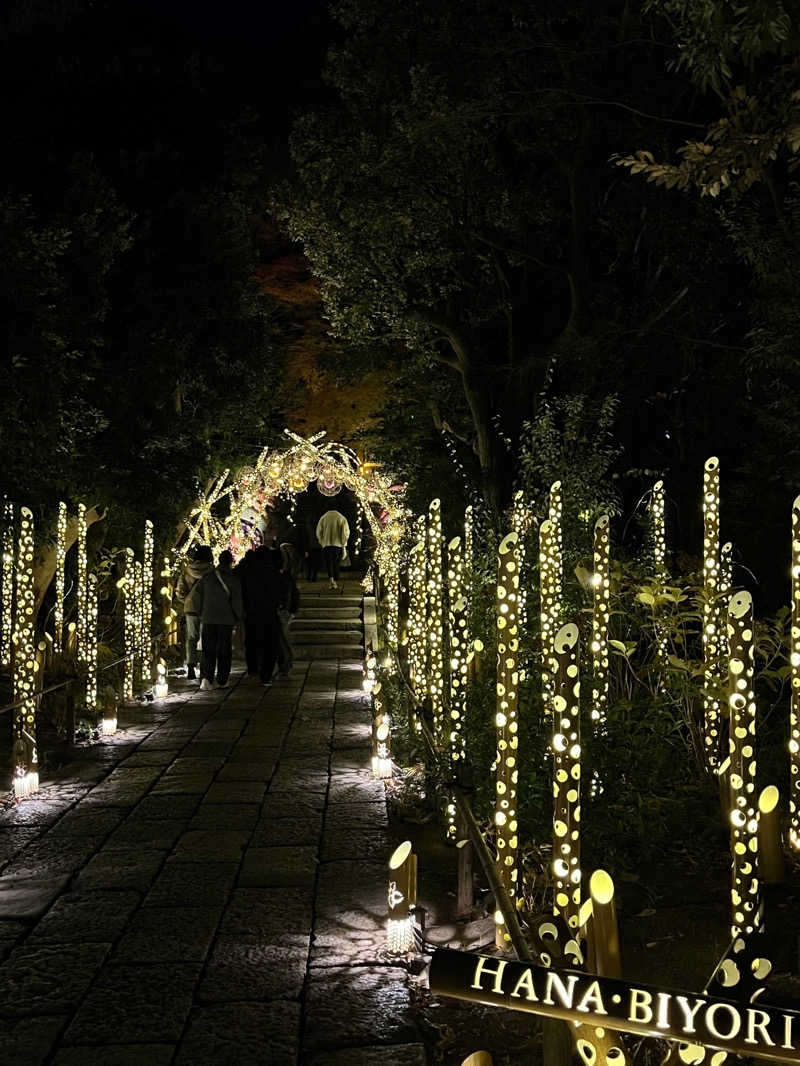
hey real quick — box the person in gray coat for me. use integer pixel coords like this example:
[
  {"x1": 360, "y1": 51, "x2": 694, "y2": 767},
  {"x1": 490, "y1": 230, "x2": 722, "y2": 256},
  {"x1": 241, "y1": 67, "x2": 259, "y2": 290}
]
[{"x1": 194, "y1": 550, "x2": 243, "y2": 690}]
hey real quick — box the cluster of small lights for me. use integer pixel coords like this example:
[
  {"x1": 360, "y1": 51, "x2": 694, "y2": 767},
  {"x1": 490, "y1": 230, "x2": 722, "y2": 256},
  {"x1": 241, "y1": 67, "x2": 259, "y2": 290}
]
[
  {"x1": 121, "y1": 548, "x2": 136, "y2": 700},
  {"x1": 494, "y1": 531, "x2": 520, "y2": 947},
  {"x1": 1, "y1": 502, "x2": 14, "y2": 669},
  {"x1": 362, "y1": 649, "x2": 376, "y2": 694},
  {"x1": 183, "y1": 470, "x2": 232, "y2": 558},
  {"x1": 427, "y1": 499, "x2": 445, "y2": 740},
  {"x1": 407, "y1": 517, "x2": 427, "y2": 700},
  {"x1": 702, "y1": 457, "x2": 722, "y2": 771},
  {"x1": 446, "y1": 535, "x2": 468, "y2": 841},
  {"x1": 355, "y1": 499, "x2": 363, "y2": 558},
  {"x1": 719, "y1": 540, "x2": 733, "y2": 662},
  {"x1": 791, "y1": 495, "x2": 800, "y2": 849},
  {"x1": 591, "y1": 515, "x2": 610, "y2": 735},
  {"x1": 13, "y1": 508, "x2": 39, "y2": 799},
  {"x1": 76, "y1": 503, "x2": 88, "y2": 665},
  {"x1": 85, "y1": 574, "x2": 98, "y2": 712},
  {"x1": 54, "y1": 501, "x2": 67, "y2": 653},
  {"x1": 726, "y1": 590, "x2": 759, "y2": 939},
  {"x1": 551, "y1": 621, "x2": 582, "y2": 931}
]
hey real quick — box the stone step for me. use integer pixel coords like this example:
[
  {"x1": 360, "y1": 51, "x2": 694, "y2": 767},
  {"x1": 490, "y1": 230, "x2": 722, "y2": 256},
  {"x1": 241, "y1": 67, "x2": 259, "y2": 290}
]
[
  {"x1": 293, "y1": 610, "x2": 360, "y2": 620},
  {"x1": 293, "y1": 645, "x2": 364, "y2": 661},
  {"x1": 297, "y1": 593, "x2": 362, "y2": 607},
  {"x1": 291, "y1": 618, "x2": 363, "y2": 632},
  {"x1": 293, "y1": 631, "x2": 362, "y2": 646}
]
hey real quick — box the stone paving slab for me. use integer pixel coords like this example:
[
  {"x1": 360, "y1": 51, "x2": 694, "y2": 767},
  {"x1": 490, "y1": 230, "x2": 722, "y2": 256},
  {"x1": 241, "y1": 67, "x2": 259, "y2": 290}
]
[{"x1": 0, "y1": 636, "x2": 420, "y2": 1063}]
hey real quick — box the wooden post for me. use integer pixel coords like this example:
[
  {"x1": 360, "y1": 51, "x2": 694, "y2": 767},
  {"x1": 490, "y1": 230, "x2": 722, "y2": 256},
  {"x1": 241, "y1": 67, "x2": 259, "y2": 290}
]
[{"x1": 456, "y1": 809, "x2": 474, "y2": 917}]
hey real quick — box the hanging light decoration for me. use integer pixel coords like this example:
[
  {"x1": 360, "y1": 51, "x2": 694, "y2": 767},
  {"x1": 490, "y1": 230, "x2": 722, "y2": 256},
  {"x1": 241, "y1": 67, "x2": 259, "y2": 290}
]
[
  {"x1": 13, "y1": 508, "x2": 38, "y2": 799},
  {"x1": 317, "y1": 463, "x2": 342, "y2": 497},
  {"x1": 54, "y1": 501, "x2": 67, "y2": 654}
]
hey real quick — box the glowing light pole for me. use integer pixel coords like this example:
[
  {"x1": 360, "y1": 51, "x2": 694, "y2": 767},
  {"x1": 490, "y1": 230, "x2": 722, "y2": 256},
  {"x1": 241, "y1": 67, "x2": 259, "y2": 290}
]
[
  {"x1": 1, "y1": 502, "x2": 14, "y2": 669},
  {"x1": 427, "y1": 499, "x2": 445, "y2": 741},
  {"x1": 407, "y1": 531, "x2": 427, "y2": 700},
  {"x1": 495, "y1": 531, "x2": 520, "y2": 949},
  {"x1": 76, "y1": 503, "x2": 88, "y2": 665},
  {"x1": 651, "y1": 479, "x2": 668, "y2": 665},
  {"x1": 703, "y1": 456, "x2": 722, "y2": 771},
  {"x1": 447, "y1": 535, "x2": 468, "y2": 841},
  {"x1": 121, "y1": 548, "x2": 136, "y2": 700},
  {"x1": 13, "y1": 508, "x2": 39, "y2": 799},
  {"x1": 727, "y1": 590, "x2": 759, "y2": 939},
  {"x1": 539, "y1": 518, "x2": 558, "y2": 718},
  {"x1": 791, "y1": 495, "x2": 800, "y2": 849},
  {"x1": 551, "y1": 622, "x2": 582, "y2": 933},
  {"x1": 144, "y1": 520, "x2": 154, "y2": 680},
  {"x1": 54, "y1": 501, "x2": 67, "y2": 653},
  {"x1": 85, "y1": 573, "x2": 98, "y2": 713},
  {"x1": 591, "y1": 515, "x2": 610, "y2": 736},
  {"x1": 134, "y1": 559, "x2": 146, "y2": 682}
]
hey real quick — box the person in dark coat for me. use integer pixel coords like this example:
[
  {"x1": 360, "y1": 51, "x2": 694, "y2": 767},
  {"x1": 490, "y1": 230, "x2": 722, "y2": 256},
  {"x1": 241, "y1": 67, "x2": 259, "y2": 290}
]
[
  {"x1": 194, "y1": 550, "x2": 243, "y2": 690},
  {"x1": 175, "y1": 545, "x2": 213, "y2": 680},
  {"x1": 277, "y1": 549, "x2": 301, "y2": 676},
  {"x1": 238, "y1": 546, "x2": 283, "y2": 686}
]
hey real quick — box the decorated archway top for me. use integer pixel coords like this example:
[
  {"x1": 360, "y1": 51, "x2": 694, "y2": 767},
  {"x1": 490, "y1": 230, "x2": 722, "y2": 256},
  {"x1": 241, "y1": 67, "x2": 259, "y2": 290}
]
[{"x1": 180, "y1": 429, "x2": 408, "y2": 569}]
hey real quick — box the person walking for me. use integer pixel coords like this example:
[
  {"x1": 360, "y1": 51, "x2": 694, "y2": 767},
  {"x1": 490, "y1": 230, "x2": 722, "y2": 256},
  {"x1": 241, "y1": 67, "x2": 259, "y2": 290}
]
[
  {"x1": 194, "y1": 550, "x2": 243, "y2": 690},
  {"x1": 297, "y1": 509, "x2": 320, "y2": 581},
  {"x1": 238, "y1": 545, "x2": 282, "y2": 686},
  {"x1": 277, "y1": 548, "x2": 301, "y2": 676},
  {"x1": 175, "y1": 545, "x2": 213, "y2": 680},
  {"x1": 316, "y1": 507, "x2": 350, "y2": 590}
]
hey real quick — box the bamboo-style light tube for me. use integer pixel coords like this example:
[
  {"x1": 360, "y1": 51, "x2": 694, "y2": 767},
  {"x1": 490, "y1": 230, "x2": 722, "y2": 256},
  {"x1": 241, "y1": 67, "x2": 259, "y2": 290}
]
[
  {"x1": 591, "y1": 515, "x2": 610, "y2": 736},
  {"x1": 387, "y1": 840, "x2": 417, "y2": 954},
  {"x1": 551, "y1": 621, "x2": 581, "y2": 933},
  {"x1": 54, "y1": 501, "x2": 67, "y2": 653},
  {"x1": 703, "y1": 456, "x2": 722, "y2": 771},
  {"x1": 791, "y1": 495, "x2": 800, "y2": 849},
  {"x1": 13, "y1": 508, "x2": 39, "y2": 799},
  {"x1": 122, "y1": 547, "x2": 136, "y2": 700},
  {"x1": 85, "y1": 573, "x2": 98, "y2": 712},
  {"x1": 727, "y1": 589, "x2": 759, "y2": 939},
  {"x1": 408, "y1": 518, "x2": 427, "y2": 699},
  {"x1": 1, "y1": 502, "x2": 14, "y2": 669},
  {"x1": 495, "y1": 531, "x2": 520, "y2": 948},
  {"x1": 427, "y1": 499, "x2": 445, "y2": 740},
  {"x1": 447, "y1": 535, "x2": 468, "y2": 841},
  {"x1": 539, "y1": 518, "x2": 558, "y2": 718},
  {"x1": 76, "y1": 502, "x2": 88, "y2": 664}
]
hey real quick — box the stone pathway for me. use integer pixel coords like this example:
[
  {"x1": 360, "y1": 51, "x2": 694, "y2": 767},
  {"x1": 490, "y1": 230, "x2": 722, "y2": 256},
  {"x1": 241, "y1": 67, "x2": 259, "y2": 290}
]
[{"x1": 0, "y1": 602, "x2": 425, "y2": 1064}]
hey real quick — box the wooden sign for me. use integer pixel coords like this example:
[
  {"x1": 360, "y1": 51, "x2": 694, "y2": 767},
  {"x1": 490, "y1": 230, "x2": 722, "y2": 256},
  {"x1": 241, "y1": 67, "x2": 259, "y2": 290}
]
[{"x1": 429, "y1": 948, "x2": 800, "y2": 1064}]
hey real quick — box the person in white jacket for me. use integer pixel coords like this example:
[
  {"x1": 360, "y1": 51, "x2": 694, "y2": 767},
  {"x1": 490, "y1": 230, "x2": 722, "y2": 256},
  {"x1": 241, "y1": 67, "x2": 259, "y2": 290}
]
[{"x1": 315, "y1": 508, "x2": 350, "y2": 589}]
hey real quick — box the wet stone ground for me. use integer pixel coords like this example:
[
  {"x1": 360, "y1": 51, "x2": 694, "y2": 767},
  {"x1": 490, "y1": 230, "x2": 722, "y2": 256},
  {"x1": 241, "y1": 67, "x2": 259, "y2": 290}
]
[{"x1": 0, "y1": 659, "x2": 427, "y2": 1065}]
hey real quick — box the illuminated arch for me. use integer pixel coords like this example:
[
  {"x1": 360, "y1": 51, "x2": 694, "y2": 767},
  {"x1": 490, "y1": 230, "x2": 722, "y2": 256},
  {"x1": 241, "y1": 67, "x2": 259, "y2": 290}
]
[{"x1": 178, "y1": 429, "x2": 408, "y2": 580}]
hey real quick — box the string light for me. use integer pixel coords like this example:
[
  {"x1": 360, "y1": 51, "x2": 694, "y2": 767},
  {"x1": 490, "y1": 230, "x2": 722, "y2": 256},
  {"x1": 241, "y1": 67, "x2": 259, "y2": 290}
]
[
  {"x1": 726, "y1": 590, "x2": 759, "y2": 939},
  {"x1": 539, "y1": 518, "x2": 558, "y2": 718},
  {"x1": 703, "y1": 457, "x2": 722, "y2": 771},
  {"x1": 790, "y1": 496, "x2": 800, "y2": 849},
  {"x1": 650, "y1": 479, "x2": 669, "y2": 665},
  {"x1": 1, "y1": 502, "x2": 14, "y2": 669},
  {"x1": 54, "y1": 501, "x2": 67, "y2": 653},
  {"x1": 551, "y1": 621, "x2": 581, "y2": 932},
  {"x1": 427, "y1": 500, "x2": 445, "y2": 741},
  {"x1": 13, "y1": 508, "x2": 38, "y2": 799},
  {"x1": 494, "y1": 531, "x2": 520, "y2": 948},
  {"x1": 76, "y1": 502, "x2": 87, "y2": 665},
  {"x1": 135, "y1": 560, "x2": 146, "y2": 682}
]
